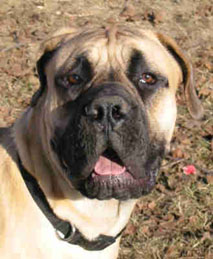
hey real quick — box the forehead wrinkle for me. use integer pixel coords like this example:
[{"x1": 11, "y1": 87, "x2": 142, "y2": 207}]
[
  {"x1": 105, "y1": 24, "x2": 119, "y2": 65},
  {"x1": 52, "y1": 29, "x2": 106, "y2": 70},
  {"x1": 88, "y1": 25, "x2": 130, "y2": 72},
  {"x1": 87, "y1": 37, "x2": 109, "y2": 70}
]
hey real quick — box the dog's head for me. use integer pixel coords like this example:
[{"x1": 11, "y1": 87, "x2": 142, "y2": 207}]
[{"x1": 32, "y1": 25, "x2": 203, "y2": 200}]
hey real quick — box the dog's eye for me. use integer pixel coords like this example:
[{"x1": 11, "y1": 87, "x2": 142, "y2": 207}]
[
  {"x1": 68, "y1": 74, "x2": 83, "y2": 85},
  {"x1": 139, "y1": 73, "x2": 157, "y2": 85}
]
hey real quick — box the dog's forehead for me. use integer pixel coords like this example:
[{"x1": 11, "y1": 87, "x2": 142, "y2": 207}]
[{"x1": 48, "y1": 27, "x2": 181, "y2": 86}]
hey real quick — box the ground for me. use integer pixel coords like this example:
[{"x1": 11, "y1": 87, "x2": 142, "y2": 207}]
[{"x1": 0, "y1": 0, "x2": 212, "y2": 258}]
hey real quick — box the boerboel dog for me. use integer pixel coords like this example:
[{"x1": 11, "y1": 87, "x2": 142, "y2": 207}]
[{"x1": 0, "y1": 24, "x2": 203, "y2": 258}]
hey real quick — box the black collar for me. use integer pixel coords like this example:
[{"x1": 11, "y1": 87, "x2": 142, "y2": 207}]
[{"x1": 17, "y1": 154, "x2": 124, "y2": 251}]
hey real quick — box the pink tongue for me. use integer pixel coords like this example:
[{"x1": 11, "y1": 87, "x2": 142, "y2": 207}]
[{"x1": 94, "y1": 156, "x2": 126, "y2": 175}]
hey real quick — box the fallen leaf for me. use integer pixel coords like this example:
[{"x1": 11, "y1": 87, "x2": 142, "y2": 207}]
[
  {"x1": 143, "y1": 9, "x2": 164, "y2": 25},
  {"x1": 204, "y1": 61, "x2": 213, "y2": 72},
  {"x1": 189, "y1": 215, "x2": 198, "y2": 224},
  {"x1": 201, "y1": 232, "x2": 211, "y2": 242},
  {"x1": 206, "y1": 175, "x2": 213, "y2": 184},
  {"x1": 172, "y1": 147, "x2": 184, "y2": 158},
  {"x1": 123, "y1": 223, "x2": 136, "y2": 236},
  {"x1": 165, "y1": 245, "x2": 178, "y2": 257},
  {"x1": 199, "y1": 87, "x2": 213, "y2": 97},
  {"x1": 140, "y1": 225, "x2": 151, "y2": 236},
  {"x1": 120, "y1": 3, "x2": 136, "y2": 18},
  {"x1": 148, "y1": 201, "x2": 156, "y2": 210}
]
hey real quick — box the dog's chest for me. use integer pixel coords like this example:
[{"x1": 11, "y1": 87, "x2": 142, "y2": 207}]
[{"x1": 2, "y1": 217, "x2": 119, "y2": 259}]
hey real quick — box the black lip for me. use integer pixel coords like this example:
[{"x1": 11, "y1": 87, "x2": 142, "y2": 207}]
[{"x1": 78, "y1": 169, "x2": 158, "y2": 200}]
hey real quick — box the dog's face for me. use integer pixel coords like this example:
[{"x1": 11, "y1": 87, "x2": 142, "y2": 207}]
[{"x1": 32, "y1": 25, "x2": 203, "y2": 200}]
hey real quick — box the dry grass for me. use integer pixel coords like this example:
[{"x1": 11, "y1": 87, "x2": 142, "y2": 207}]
[{"x1": 0, "y1": 0, "x2": 212, "y2": 258}]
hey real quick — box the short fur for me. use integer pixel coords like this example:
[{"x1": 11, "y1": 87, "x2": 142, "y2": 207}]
[{"x1": 0, "y1": 24, "x2": 203, "y2": 259}]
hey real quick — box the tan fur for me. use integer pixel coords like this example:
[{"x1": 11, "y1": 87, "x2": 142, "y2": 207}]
[{"x1": 0, "y1": 24, "x2": 203, "y2": 259}]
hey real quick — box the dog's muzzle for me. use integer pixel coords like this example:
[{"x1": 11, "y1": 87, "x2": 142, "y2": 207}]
[{"x1": 52, "y1": 83, "x2": 165, "y2": 200}]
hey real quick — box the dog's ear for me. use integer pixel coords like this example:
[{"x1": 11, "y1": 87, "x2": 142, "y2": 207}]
[
  {"x1": 156, "y1": 33, "x2": 204, "y2": 120},
  {"x1": 31, "y1": 28, "x2": 78, "y2": 107}
]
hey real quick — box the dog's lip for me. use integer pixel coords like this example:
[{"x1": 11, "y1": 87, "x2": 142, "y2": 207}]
[
  {"x1": 81, "y1": 168, "x2": 158, "y2": 200},
  {"x1": 90, "y1": 167, "x2": 157, "y2": 183},
  {"x1": 91, "y1": 169, "x2": 136, "y2": 182}
]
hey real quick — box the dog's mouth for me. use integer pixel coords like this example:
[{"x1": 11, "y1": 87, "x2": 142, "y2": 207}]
[
  {"x1": 94, "y1": 149, "x2": 125, "y2": 176},
  {"x1": 53, "y1": 132, "x2": 163, "y2": 200},
  {"x1": 78, "y1": 148, "x2": 158, "y2": 200}
]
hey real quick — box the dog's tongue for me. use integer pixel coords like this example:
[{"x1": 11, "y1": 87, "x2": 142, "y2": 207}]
[{"x1": 94, "y1": 156, "x2": 126, "y2": 175}]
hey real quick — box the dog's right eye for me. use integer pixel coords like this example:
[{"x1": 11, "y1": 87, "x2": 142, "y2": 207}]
[
  {"x1": 68, "y1": 74, "x2": 83, "y2": 85},
  {"x1": 139, "y1": 73, "x2": 157, "y2": 85}
]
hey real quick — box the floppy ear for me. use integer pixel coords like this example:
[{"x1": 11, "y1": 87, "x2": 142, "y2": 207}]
[
  {"x1": 31, "y1": 28, "x2": 78, "y2": 107},
  {"x1": 156, "y1": 33, "x2": 204, "y2": 120}
]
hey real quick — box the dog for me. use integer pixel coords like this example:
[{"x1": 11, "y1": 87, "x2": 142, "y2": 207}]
[{"x1": 0, "y1": 24, "x2": 203, "y2": 258}]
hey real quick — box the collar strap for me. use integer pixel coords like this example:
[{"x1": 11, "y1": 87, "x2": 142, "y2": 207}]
[{"x1": 17, "y1": 155, "x2": 124, "y2": 251}]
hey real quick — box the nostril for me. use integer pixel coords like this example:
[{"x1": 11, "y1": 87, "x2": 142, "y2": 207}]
[
  {"x1": 95, "y1": 106, "x2": 104, "y2": 121},
  {"x1": 112, "y1": 105, "x2": 123, "y2": 120}
]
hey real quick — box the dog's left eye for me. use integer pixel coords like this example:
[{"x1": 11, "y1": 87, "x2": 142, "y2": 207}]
[
  {"x1": 67, "y1": 74, "x2": 83, "y2": 85},
  {"x1": 139, "y1": 73, "x2": 157, "y2": 85}
]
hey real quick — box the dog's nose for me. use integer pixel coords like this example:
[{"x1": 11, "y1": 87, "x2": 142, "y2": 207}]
[{"x1": 84, "y1": 96, "x2": 130, "y2": 130}]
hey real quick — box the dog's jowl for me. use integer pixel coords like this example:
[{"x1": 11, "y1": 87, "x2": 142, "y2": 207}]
[{"x1": 0, "y1": 25, "x2": 203, "y2": 258}]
